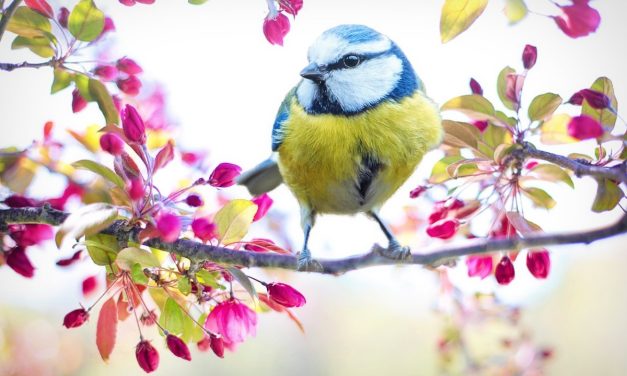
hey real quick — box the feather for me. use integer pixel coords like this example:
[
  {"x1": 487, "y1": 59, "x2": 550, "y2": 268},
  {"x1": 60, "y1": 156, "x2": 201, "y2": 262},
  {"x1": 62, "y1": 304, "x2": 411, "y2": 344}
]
[{"x1": 237, "y1": 157, "x2": 283, "y2": 196}]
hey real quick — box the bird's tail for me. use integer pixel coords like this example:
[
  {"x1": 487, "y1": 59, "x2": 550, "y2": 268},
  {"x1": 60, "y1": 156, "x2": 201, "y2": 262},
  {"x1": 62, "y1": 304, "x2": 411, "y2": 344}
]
[{"x1": 236, "y1": 156, "x2": 283, "y2": 196}]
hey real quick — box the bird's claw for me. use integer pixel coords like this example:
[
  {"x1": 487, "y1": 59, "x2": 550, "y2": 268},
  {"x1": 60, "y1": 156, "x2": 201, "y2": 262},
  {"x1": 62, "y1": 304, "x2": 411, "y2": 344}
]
[
  {"x1": 297, "y1": 248, "x2": 323, "y2": 272},
  {"x1": 378, "y1": 240, "x2": 411, "y2": 261}
]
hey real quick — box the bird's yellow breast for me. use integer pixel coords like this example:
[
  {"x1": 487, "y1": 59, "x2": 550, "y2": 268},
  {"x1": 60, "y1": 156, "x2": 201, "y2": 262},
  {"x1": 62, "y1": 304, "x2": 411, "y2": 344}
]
[{"x1": 277, "y1": 90, "x2": 442, "y2": 214}]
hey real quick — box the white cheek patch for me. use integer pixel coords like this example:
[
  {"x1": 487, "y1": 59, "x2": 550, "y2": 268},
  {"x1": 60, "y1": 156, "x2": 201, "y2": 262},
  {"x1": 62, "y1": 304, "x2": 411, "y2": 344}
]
[
  {"x1": 326, "y1": 55, "x2": 403, "y2": 113},
  {"x1": 296, "y1": 80, "x2": 318, "y2": 111}
]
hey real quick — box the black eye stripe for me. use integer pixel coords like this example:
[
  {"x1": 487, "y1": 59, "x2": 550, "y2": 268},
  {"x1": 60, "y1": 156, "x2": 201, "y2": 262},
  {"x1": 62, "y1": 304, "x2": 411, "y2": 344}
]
[{"x1": 324, "y1": 50, "x2": 390, "y2": 71}]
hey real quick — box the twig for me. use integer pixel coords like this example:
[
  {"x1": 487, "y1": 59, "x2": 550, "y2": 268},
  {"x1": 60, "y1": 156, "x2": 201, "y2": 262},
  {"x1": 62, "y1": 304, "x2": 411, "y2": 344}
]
[
  {"x1": 0, "y1": 60, "x2": 55, "y2": 72},
  {"x1": 1, "y1": 206, "x2": 625, "y2": 275},
  {"x1": 0, "y1": 0, "x2": 22, "y2": 43}
]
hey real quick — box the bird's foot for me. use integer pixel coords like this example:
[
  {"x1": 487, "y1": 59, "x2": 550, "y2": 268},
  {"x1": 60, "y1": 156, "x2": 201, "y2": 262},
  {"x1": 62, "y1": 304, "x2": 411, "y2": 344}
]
[
  {"x1": 297, "y1": 248, "x2": 323, "y2": 272},
  {"x1": 378, "y1": 240, "x2": 411, "y2": 261}
]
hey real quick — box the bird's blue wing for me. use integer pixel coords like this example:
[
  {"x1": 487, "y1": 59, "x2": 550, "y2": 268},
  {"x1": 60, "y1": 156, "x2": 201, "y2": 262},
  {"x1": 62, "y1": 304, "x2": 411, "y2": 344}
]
[{"x1": 271, "y1": 87, "x2": 296, "y2": 151}]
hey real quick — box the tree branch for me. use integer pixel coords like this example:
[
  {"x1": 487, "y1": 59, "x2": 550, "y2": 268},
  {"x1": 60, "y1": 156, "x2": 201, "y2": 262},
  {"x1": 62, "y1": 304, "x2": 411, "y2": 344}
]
[
  {"x1": 0, "y1": 60, "x2": 55, "y2": 72},
  {"x1": 522, "y1": 142, "x2": 627, "y2": 183},
  {"x1": 0, "y1": 0, "x2": 22, "y2": 43},
  {"x1": 1, "y1": 206, "x2": 625, "y2": 275}
]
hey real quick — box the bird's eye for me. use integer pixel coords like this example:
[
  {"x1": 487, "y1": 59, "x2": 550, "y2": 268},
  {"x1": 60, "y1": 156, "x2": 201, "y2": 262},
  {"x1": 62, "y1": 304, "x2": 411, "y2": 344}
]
[{"x1": 342, "y1": 55, "x2": 361, "y2": 68}]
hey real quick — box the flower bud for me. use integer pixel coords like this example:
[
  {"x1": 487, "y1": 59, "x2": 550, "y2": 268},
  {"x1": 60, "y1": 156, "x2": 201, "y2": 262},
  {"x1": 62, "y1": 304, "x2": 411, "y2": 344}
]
[
  {"x1": 466, "y1": 255, "x2": 493, "y2": 279},
  {"x1": 72, "y1": 89, "x2": 87, "y2": 113},
  {"x1": 210, "y1": 335, "x2": 225, "y2": 358},
  {"x1": 251, "y1": 193, "x2": 273, "y2": 221},
  {"x1": 208, "y1": 162, "x2": 242, "y2": 188},
  {"x1": 426, "y1": 218, "x2": 460, "y2": 239},
  {"x1": 279, "y1": 0, "x2": 303, "y2": 16},
  {"x1": 136, "y1": 340, "x2": 160, "y2": 373},
  {"x1": 58, "y1": 7, "x2": 69, "y2": 27},
  {"x1": 63, "y1": 308, "x2": 89, "y2": 328},
  {"x1": 522, "y1": 44, "x2": 537, "y2": 70},
  {"x1": 267, "y1": 282, "x2": 306, "y2": 308},
  {"x1": 524, "y1": 160, "x2": 538, "y2": 170},
  {"x1": 117, "y1": 75, "x2": 142, "y2": 96},
  {"x1": 94, "y1": 65, "x2": 118, "y2": 81},
  {"x1": 495, "y1": 256, "x2": 515, "y2": 285},
  {"x1": 127, "y1": 178, "x2": 145, "y2": 201},
  {"x1": 166, "y1": 334, "x2": 191, "y2": 361},
  {"x1": 10, "y1": 224, "x2": 53, "y2": 247},
  {"x1": 191, "y1": 218, "x2": 216, "y2": 242},
  {"x1": 116, "y1": 57, "x2": 143, "y2": 75},
  {"x1": 185, "y1": 194, "x2": 203, "y2": 207},
  {"x1": 568, "y1": 92, "x2": 584, "y2": 105},
  {"x1": 578, "y1": 88, "x2": 611, "y2": 109},
  {"x1": 121, "y1": 105, "x2": 146, "y2": 144},
  {"x1": 156, "y1": 212, "x2": 181, "y2": 243},
  {"x1": 6, "y1": 247, "x2": 35, "y2": 278},
  {"x1": 469, "y1": 78, "x2": 483, "y2": 95},
  {"x1": 82, "y1": 275, "x2": 98, "y2": 296},
  {"x1": 567, "y1": 115, "x2": 604, "y2": 140},
  {"x1": 409, "y1": 185, "x2": 427, "y2": 199},
  {"x1": 526, "y1": 249, "x2": 551, "y2": 279},
  {"x1": 553, "y1": 1, "x2": 600, "y2": 38},
  {"x1": 56, "y1": 250, "x2": 83, "y2": 267},
  {"x1": 263, "y1": 12, "x2": 290, "y2": 46},
  {"x1": 4, "y1": 194, "x2": 39, "y2": 208},
  {"x1": 102, "y1": 17, "x2": 115, "y2": 34},
  {"x1": 100, "y1": 132, "x2": 125, "y2": 155}
]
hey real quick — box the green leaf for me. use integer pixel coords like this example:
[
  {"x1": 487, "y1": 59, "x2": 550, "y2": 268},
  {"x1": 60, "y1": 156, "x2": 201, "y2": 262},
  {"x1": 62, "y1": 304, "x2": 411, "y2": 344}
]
[
  {"x1": 441, "y1": 120, "x2": 481, "y2": 151},
  {"x1": 504, "y1": 0, "x2": 528, "y2": 24},
  {"x1": 440, "y1": 0, "x2": 488, "y2": 43},
  {"x1": 188, "y1": 0, "x2": 209, "y2": 3},
  {"x1": 159, "y1": 298, "x2": 185, "y2": 335},
  {"x1": 55, "y1": 203, "x2": 118, "y2": 247},
  {"x1": 582, "y1": 77, "x2": 618, "y2": 129},
  {"x1": 226, "y1": 267, "x2": 257, "y2": 301},
  {"x1": 446, "y1": 159, "x2": 480, "y2": 178},
  {"x1": 116, "y1": 247, "x2": 161, "y2": 271},
  {"x1": 196, "y1": 269, "x2": 222, "y2": 289},
  {"x1": 6, "y1": 6, "x2": 51, "y2": 38},
  {"x1": 591, "y1": 178, "x2": 622, "y2": 212},
  {"x1": 522, "y1": 187, "x2": 556, "y2": 209},
  {"x1": 51, "y1": 68, "x2": 72, "y2": 94},
  {"x1": 131, "y1": 263, "x2": 149, "y2": 285},
  {"x1": 182, "y1": 313, "x2": 206, "y2": 343},
  {"x1": 429, "y1": 155, "x2": 464, "y2": 183},
  {"x1": 89, "y1": 78, "x2": 120, "y2": 125},
  {"x1": 72, "y1": 159, "x2": 125, "y2": 189},
  {"x1": 11, "y1": 35, "x2": 54, "y2": 57},
  {"x1": 178, "y1": 277, "x2": 191, "y2": 295},
  {"x1": 528, "y1": 93, "x2": 562, "y2": 122},
  {"x1": 482, "y1": 123, "x2": 509, "y2": 150},
  {"x1": 497, "y1": 66, "x2": 516, "y2": 111},
  {"x1": 148, "y1": 288, "x2": 168, "y2": 312},
  {"x1": 214, "y1": 199, "x2": 258, "y2": 245},
  {"x1": 528, "y1": 164, "x2": 574, "y2": 188},
  {"x1": 84, "y1": 234, "x2": 118, "y2": 265},
  {"x1": 505, "y1": 211, "x2": 542, "y2": 235},
  {"x1": 493, "y1": 143, "x2": 519, "y2": 165},
  {"x1": 68, "y1": 0, "x2": 104, "y2": 42},
  {"x1": 440, "y1": 94, "x2": 496, "y2": 120},
  {"x1": 73, "y1": 74, "x2": 94, "y2": 101}
]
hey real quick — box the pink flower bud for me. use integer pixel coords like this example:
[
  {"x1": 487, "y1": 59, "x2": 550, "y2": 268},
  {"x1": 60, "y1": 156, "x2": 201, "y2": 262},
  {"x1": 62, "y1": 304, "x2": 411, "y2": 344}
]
[
  {"x1": 24, "y1": 0, "x2": 54, "y2": 18},
  {"x1": 466, "y1": 255, "x2": 493, "y2": 279},
  {"x1": 505, "y1": 73, "x2": 525, "y2": 110},
  {"x1": 166, "y1": 334, "x2": 191, "y2": 361},
  {"x1": 119, "y1": 0, "x2": 136, "y2": 5},
  {"x1": 567, "y1": 115, "x2": 604, "y2": 140},
  {"x1": 117, "y1": 57, "x2": 143, "y2": 75},
  {"x1": 210, "y1": 335, "x2": 225, "y2": 358},
  {"x1": 279, "y1": 0, "x2": 303, "y2": 16},
  {"x1": 522, "y1": 44, "x2": 537, "y2": 70},
  {"x1": 445, "y1": 198, "x2": 465, "y2": 210},
  {"x1": 568, "y1": 92, "x2": 584, "y2": 105},
  {"x1": 553, "y1": 1, "x2": 600, "y2": 38},
  {"x1": 156, "y1": 212, "x2": 181, "y2": 243},
  {"x1": 56, "y1": 250, "x2": 83, "y2": 267},
  {"x1": 185, "y1": 194, "x2": 204, "y2": 207},
  {"x1": 577, "y1": 88, "x2": 611, "y2": 109},
  {"x1": 205, "y1": 300, "x2": 257, "y2": 345},
  {"x1": 526, "y1": 249, "x2": 551, "y2": 279},
  {"x1": 495, "y1": 256, "x2": 515, "y2": 285},
  {"x1": 409, "y1": 185, "x2": 427, "y2": 199},
  {"x1": 58, "y1": 7, "x2": 69, "y2": 27},
  {"x1": 208, "y1": 163, "x2": 242, "y2": 188},
  {"x1": 472, "y1": 120, "x2": 488, "y2": 132},
  {"x1": 72, "y1": 89, "x2": 87, "y2": 113},
  {"x1": 267, "y1": 282, "x2": 306, "y2": 308},
  {"x1": 251, "y1": 193, "x2": 273, "y2": 222},
  {"x1": 82, "y1": 275, "x2": 98, "y2": 296},
  {"x1": 6, "y1": 247, "x2": 35, "y2": 278},
  {"x1": 117, "y1": 75, "x2": 142, "y2": 96},
  {"x1": 100, "y1": 132, "x2": 125, "y2": 155},
  {"x1": 136, "y1": 340, "x2": 160, "y2": 373},
  {"x1": 263, "y1": 12, "x2": 290, "y2": 46},
  {"x1": 191, "y1": 218, "x2": 216, "y2": 242},
  {"x1": 121, "y1": 104, "x2": 146, "y2": 144},
  {"x1": 112, "y1": 95, "x2": 123, "y2": 112},
  {"x1": 127, "y1": 178, "x2": 145, "y2": 201},
  {"x1": 94, "y1": 65, "x2": 118, "y2": 81},
  {"x1": 525, "y1": 160, "x2": 539, "y2": 170},
  {"x1": 4, "y1": 194, "x2": 39, "y2": 208},
  {"x1": 469, "y1": 78, "x2": 483, "y2": 95},
  {"x1": 137, "y1": 0, "x2": 156, "y2": 3},
  {"x1": 63, "y1": 308, "x2": 89, "y2": 328},
  {"x1": 426, "y1": 218, "x2": 460, "y2": 239},
  {"x1": 103, "y1": 17, "x2": 116, "y2": 34},
  {"x1": 10, "y1": 224, "x2": 53, "y2": 247}
]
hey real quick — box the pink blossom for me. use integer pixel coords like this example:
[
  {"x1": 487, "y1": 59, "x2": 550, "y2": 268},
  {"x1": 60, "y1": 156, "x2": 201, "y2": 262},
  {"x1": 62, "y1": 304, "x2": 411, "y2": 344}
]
[
  {"x1": 267, "y1": 282, "x2": 306, "y2": 308},
  {"x1": 251, "y1": 193, "x2": 273, "y2": 221},
  {"x1": 127, "y1": 178, "x2": 145, "y2": 201},
  {"x1": 567, "y1": 115, "x2": 604, "y2": 140},
  {"x1": 121, "y1": 104, "x2": 146, "y2": 144},
  {"x1": 185, "y1": 194, "x2": 204, "y2": 207},
  {"x1": 6, "y1": 247, "x2": 35, "y2": 278},
  {"x1": 522, "y1": 44, "x2": 537, "y2": 70},
  {"x1": 156, "y1": 212, "x2": 181, "y2": 243},
  {"x1": 72, "y1": 89, "x2": 87, "y2": 113},
  {"x1": 495, "y1": 256, "x2": 515, "y2": 285},
  {"x1": 136, "y1": 340, "x2": 159, "y2": 373},
  {"x1": 208, "y1": 163, "x2": 242, "y2": 188},
  {"x1": 526, "y1": 249, "x2": 551, "y2": 279},
  {"x1": 82, "y1": 275, "x2": 98, "y2": 296},
  {"x1": 57, "y1": 7, "x2": 69, "y2": 27},
  {"x1": 505, "y1": 73, "x2": 525, "y2": 110},
  {"x1": 469, "y1": 78, "x2": 483, "y2": 95},
  {"x1": 10, "y1": 224, "x2": 53, "y2": 247},
  {"x1": 117, "y1": 75, "x2": 142, "y2": 96},
  {"x1": 553, "y1": 0, "x2": 600, "y2": 38},
  {"x1": 103, "y1": 17, "x2": 116, "y2": 34},
  {"x1": 279, "y1": 0, "x2": 303, "y2": 16},
  {"x1": 99, "y1": 132, "x2": 125, "y2": 155},
  {"x1": 525, "y1": 160, "x2": 539, "y2": 170},
  {"x1": 426, "y1": 218, "x2": 460, "y2": 239},
  {"x1": 166, "y1": 335, "x2": 191, "y2": 361},
  {"x1": 63, "y1": 308, "x2": 89, "y2": 328},
  {"x1": 472, "y1": 120, "x2": 488, "y2": 132},
  {"x1": 94, "y1": 65, "x2": 118, "y2": 81},
  {"x1": 205, "y1": 300, "x2": 257, "y2": 346},
  {"x1": 263, "y1": 12, "x2": 290, "y2": 46},
  {"x1": 409, "y1": 185, "x2": 427, "y2": 199},
  {"x1": 25, "y1": 0, "x2": 54, "y2": 18},
  {"x1": 191, "y1": 218, "x2": 216, "y2": 242},
  {"x1": 56, "y1": 250, "x2": 83, "y2": 267},
  {"x1": 4, "y1": 194, "x2": 39, "y2": 208},
  {"x1": 466, "y1": 255, "x2": 493, "y2": 279},
  {"x1": 116, "y1": 57, "x2": 143, "y2": 75}
]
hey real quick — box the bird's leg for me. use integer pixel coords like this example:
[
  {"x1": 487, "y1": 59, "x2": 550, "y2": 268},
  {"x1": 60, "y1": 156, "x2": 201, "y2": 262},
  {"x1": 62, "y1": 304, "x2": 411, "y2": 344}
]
[
  {"x1": 297, "y1": 208, "x2": 323, "y2": 272},
  {"x1": 368, "y1": 211, "x2": 411, "y2": 260}
]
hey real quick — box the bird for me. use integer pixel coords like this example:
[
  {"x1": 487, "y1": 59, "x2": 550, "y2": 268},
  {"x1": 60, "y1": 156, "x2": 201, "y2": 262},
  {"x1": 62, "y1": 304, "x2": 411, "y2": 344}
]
[{"x1": 238, "y1": 24, "x2": 443, "y2": 271}]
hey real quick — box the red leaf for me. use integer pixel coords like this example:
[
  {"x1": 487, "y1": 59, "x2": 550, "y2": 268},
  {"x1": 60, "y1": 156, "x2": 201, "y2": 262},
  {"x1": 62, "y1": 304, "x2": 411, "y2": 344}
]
[
  {"x1": 117, "y1": 294, "x2": 131, "y2": 321},
  {"x1": 244, "y1": 238, "x2": 291, "y2": 254},
  {"x1": 153, "y1": 140, "x2": 174, "y2": 172},
  {"x1": 25, "y1": 0, "x2": 54, "y2": 18},
  {"x1": 96, "y1": 297, "x2": 118, "y2": 361}
]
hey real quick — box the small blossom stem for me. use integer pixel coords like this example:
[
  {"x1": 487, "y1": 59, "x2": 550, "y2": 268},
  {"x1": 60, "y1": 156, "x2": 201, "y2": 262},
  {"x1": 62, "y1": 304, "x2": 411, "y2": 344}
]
[
  {"x1": 161, "y1": 287, "x2": 218, "y2": 337},
  {"x1": 127, "y1": 284, "x2": 145, "y2": 341},
  {"x1": 0, "y1": 0, "x2": 21, "y2": 42},
  {"x1": 245, "y1": 275, "x2": 267, "y2": 286},
  {"x1": 126, "y1": 275, "x2": 168, "y2": 335},
  {"x1": 87, "y1": 275, "x2": 123, "y2": 311}
]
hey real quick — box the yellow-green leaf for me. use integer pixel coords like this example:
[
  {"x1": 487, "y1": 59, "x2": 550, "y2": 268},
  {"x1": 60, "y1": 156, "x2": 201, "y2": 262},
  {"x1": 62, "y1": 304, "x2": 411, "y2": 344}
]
[
  {"x1": 440, "y1": 0, "x2": 488, "y2": 43},
  {"x1": 84, "y1": 234, "x2": 118, "y2": 265},
  {"x1": 214, "y1": 199, "x2": 258, "y2": 245},
  {"x1": 504, "y1": 0, "x2": 528, "y2": 25},
  {"x1": 505, "y1": 211, "x2": 541, "y2": 235},
  {"x1": 592, "y1": 178, "x2": 622, "y2": 212},
  {"x1": 131, "y1": 263, "x2": 149, "y2": 285},
  {"x1": 89, "y1": 78, "x2": 120, "y2": 125},
  {"x1": 148, "y1": 288, "x2": 168, "y2": 312},
  {"x1": 55, "y1": 203, "x2": 118, "y2": 247},
  {"x1": 540, "y1": 114, "x2": 578, "y2": 145},
  {"x1": 582, "y1": 77, "x2": 618, "y2": 129},
  {"x1": 68, "y1": 0, "x2": 104, "y2": 42},
  {"x1": 497, "y1": 66, "x2": 516, "y2": 111},
  {"x1": 429, "y1": 155, "x2": 464, "y2": 184},
  {"x1": 159, "y1": 298, "x2": 185, "y2": 335},
  {"x1": 528, "y1": 164, "x2": 574, "y2": 188},
  {"x1": 11, "y1": 35, "x2": 54, "y2": 57},
  {"x1": 441, "y1": 120, "x2": 482, "y2": 151},
  {"x1": 73, "y1": 73, "x2": 94, "y2": 101},
  {"x1": 7, "y1": 6, "x2": 51, "y2": 38},
  {"x1": 522, "y1": 187, "x2": 556, "y2": 209},
  {"x1": 116, "y1": 247, "x2": 161, "y2": 271},
  {"x1": 528, "y1": 93, "x2": 562, "y2": 122},
  {"x1": 177, "y1": 276, "x2": 191, "y2": 295},
  {"x1": 51, "y1": 68, "x2": 73, "y2": 94},
  {"x1": 441, "y1": 94, "x2": 496, "y2": 120},
  {"x1": 72, "y1": 159, "x2": 125, "y2": 189}
]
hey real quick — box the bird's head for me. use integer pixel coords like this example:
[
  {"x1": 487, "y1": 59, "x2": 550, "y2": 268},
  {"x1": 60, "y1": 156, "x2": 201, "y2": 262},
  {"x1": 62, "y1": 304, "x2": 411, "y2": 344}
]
[{"x1": 296, "y1": 24, "x2": 419, "y2": 115}]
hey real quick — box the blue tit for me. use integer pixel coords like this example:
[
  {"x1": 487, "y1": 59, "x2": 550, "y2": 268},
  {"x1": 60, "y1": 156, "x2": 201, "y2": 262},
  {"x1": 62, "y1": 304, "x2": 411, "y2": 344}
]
[{"x1": 238, "y1": 24, "x2": 442, "y2": 271}]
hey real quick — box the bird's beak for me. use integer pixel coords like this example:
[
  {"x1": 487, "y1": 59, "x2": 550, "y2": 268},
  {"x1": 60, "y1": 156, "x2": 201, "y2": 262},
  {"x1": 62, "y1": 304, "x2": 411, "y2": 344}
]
[{"x1": 300, "y1": 63, "x2": 325, "y2": 83}]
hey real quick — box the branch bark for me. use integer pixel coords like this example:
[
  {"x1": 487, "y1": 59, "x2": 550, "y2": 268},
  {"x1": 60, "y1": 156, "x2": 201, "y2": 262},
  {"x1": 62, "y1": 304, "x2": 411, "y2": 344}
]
[
  {"x1": 0, "y1": 60, "x2": 55, "y2": 72},
  {"x1": 0, "y1": 0, "x2": 22, "y2": 43},
  {"x1": 1, "y1": 206, "x2": 625, "y2": 275}
]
